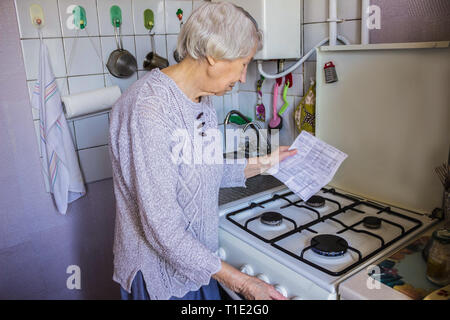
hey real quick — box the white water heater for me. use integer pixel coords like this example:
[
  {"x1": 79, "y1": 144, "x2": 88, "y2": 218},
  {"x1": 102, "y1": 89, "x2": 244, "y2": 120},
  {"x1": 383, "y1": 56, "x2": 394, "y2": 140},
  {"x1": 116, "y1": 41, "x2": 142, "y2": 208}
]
[{"x1": 212, "y1": 0, "x2": 301, "y2": 60}]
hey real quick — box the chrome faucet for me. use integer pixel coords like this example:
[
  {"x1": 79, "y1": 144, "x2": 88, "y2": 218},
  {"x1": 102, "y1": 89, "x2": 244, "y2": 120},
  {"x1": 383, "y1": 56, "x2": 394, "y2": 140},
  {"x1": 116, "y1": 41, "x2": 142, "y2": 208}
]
[{"x1": 223, "y1": 110, "x2": 271, "y2": 157}]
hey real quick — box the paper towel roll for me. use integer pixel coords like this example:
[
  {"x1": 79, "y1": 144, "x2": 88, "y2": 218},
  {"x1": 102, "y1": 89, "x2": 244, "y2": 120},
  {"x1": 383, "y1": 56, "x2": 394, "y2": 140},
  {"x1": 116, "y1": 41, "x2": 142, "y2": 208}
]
[{"x1": 62, "y1": 85, "x2": 122, "y2": 119}]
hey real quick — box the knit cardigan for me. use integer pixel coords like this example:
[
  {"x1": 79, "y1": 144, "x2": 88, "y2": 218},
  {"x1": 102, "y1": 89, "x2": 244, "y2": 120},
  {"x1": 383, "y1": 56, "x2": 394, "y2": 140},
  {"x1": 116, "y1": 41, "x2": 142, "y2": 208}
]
[{"x1": 109, "y1": 68, "x2": 247, "y2": 299}]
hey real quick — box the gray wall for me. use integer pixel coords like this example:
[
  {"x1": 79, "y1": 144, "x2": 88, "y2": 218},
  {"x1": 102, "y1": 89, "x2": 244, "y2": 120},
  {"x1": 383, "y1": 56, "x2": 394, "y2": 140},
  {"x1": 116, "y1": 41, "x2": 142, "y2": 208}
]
[
  {"x1": 0, "y1": 0, "x2": 119, "y2": 299},
  {"x1": 370, "y1": 0, "x2": 450, "y2": 43}
]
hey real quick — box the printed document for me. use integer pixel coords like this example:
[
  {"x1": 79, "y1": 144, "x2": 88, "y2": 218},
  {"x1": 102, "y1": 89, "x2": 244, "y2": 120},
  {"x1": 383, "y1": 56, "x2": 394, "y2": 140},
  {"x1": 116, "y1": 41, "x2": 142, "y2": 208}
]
[{"x1": 267, "y1": 131, "x2": 348, "y2": 201}]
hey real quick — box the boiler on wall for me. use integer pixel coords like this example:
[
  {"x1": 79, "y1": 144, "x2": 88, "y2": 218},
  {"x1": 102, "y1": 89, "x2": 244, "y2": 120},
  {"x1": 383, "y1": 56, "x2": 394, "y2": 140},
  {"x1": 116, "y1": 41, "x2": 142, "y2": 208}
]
[{"x1": 212, "y1": 0, "x2": 302, "y2": 60}]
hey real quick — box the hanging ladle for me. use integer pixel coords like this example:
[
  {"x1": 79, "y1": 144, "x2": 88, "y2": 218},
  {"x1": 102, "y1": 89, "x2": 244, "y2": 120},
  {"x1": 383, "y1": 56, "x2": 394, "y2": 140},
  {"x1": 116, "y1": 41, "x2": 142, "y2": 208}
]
[{"x1": 143, "y1": 9, "x2": 169, "y2": 70}]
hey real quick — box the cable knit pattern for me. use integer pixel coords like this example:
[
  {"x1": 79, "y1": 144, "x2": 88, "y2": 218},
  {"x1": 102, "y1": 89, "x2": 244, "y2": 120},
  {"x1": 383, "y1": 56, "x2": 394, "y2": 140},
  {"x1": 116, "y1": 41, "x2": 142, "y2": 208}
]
[{"x1": 109, "y1": 68, "x2": 247, "y2": 300}]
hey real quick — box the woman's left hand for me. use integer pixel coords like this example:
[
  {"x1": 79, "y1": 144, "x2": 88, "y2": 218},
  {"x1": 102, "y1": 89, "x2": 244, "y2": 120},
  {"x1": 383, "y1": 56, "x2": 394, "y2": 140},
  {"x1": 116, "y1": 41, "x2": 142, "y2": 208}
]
[{"x1": 245, "y1": 146, "x2": 298, "y2": 178}]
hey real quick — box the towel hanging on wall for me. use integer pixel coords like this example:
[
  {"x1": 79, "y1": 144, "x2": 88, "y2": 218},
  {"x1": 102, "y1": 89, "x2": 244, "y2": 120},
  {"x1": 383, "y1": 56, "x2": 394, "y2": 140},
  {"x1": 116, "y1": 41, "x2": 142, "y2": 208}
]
[{"x1": 32, "y1": 39, "x2": 86, "y2": 214}]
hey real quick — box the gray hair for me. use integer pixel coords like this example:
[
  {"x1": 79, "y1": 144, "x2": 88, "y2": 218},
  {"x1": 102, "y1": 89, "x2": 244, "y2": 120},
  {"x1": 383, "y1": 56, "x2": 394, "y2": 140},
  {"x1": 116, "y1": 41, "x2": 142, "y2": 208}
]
[{"x1": 176, "y1": 1, "x2": 263, "y2": 61}]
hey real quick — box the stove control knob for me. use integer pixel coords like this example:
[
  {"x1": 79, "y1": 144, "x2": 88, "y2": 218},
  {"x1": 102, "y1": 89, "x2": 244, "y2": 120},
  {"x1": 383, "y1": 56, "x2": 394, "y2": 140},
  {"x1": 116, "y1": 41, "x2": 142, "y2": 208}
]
[
  {"x1": 240, "y1": 264, "x2": 254, "y2": 276},
  {"x1": 256, "y1": 273, "x2": 270, "y2": 284},
  {"x1": 217, "y1": 247, "x2": 227, "y2": 261},
  {"x1": 274, "y1": 285, "x2": 288, "y2": 298}
]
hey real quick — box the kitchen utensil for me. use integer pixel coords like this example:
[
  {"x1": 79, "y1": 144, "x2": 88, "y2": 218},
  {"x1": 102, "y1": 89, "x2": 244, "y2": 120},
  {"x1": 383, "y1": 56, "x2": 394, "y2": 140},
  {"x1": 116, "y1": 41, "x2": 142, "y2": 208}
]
[
  {"x1": 324, "y1": 61, "x2": 338, "y2": 83},
  {"x1": 143, "y1": 33, "x2": 169, "y2": 71},
  {"x1": 255, "y1": 76, "x2": 266, "y2": 121},
  {"x1": 106, "y1": 19, "x2": 137, "y2": 78},
  {"x1": 278, "y1": 80, "x2": 290, "y2": 116},
  {"x1": 425, "y1": 228, "x2": 450, "y2": 286},
  {"x1": 268, "y1": 79, "x2": 283, "y2": 134},
  {"x1": 142, "y1": 9, "x2": 169, "y2": 71}
]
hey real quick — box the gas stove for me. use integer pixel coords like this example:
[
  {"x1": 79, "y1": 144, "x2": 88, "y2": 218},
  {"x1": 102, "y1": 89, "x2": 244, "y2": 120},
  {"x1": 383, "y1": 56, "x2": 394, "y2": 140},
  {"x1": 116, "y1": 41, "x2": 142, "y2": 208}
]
[{"x1": 217, "y1": 185, "x2": 439, "y2": 300}]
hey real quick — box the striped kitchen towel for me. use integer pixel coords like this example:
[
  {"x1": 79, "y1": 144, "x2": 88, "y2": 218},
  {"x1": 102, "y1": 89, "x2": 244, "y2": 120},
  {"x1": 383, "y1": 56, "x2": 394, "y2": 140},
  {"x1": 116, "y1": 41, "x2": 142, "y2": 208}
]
[{"x1": 32, "y1": 41, "x2": 86, "y2": 214}]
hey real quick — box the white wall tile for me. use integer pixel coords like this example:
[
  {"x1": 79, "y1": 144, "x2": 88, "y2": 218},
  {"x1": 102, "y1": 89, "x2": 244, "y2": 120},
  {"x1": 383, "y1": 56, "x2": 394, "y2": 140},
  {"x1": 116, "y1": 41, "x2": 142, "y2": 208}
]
[
  {"x1": 97, "y1": 0, "x2": 134, "y2": 36},
  {"x1": 238, "y1": 91, "x2": 257, "y2": 120},
  {"x1": 304, "y1": 0, "x2": 328, "y2": 23},
  {"x1": 68, "y1": 74, "x2": 105, "y2": 95},
  {"x1": 303, "y1": 22, "x2": 328, "y2": 61},
  {"x1": 57, "y1": 0, "x2": 100, "y2": 37},
  {"x1": 304, "y1": 0, "x2": 362, "y2": 23},
  {"x1": 337, "y1": 20, "x2": 361, "y2": 45},
  {"x1": 63, "y1": 37, "x2": 103, "y2": 76},
  {"x1": 107, "y1": 73, "x2": 138, "y2": 94},
  {"x1": 15, "y1": 0, "x2": 62, "y2": 38},
  {"x1": 21, "y1": 38, "x2": 67, "y2": 80},
  {"x1": 67, "y1": 120, "x2": 76, "y2": 146},
  {"x1": 77, "y1": 145, "x2": 113, "y2": 183},
  {"x1": 166, "y1": 34, "x2": 179, "y2": 65},
  {"x1": 135, "y1": 34, "x2": 167, "y2": 70},
  {"x1": 74, "y1": 113, "x2": 109, "y2": 150},
  {"x1": 101, "y1": 35, "x2": 136, "y2": 72},
  {"x1": 165, "y1": 0, "x2": 193, "y2": 34},
  {"x1": 303, "y1": 61, "x2": 317, "y2": 93},
  {"x1": 133, "y1": 0, "x2": 166, "y2": 35}
]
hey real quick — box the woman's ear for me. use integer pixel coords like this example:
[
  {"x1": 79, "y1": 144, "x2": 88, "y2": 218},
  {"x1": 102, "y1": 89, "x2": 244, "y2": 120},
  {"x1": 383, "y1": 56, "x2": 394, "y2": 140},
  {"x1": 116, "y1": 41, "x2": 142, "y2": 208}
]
[{"x1": 206, "y1": 56, "x2": 216, "y2": 67}]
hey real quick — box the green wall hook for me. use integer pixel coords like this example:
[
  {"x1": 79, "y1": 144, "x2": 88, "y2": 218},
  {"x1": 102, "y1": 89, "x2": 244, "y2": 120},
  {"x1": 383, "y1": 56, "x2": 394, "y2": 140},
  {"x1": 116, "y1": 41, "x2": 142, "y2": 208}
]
[
  {"x1": 73, "y1": 5, "x2": 87, "y2": 30},
  {"x1": 110, "y1": 5, "x2": 122, "y2": 28},
  {"x1": 143, "y1": 9, "x2": 154, "y2": 31}
]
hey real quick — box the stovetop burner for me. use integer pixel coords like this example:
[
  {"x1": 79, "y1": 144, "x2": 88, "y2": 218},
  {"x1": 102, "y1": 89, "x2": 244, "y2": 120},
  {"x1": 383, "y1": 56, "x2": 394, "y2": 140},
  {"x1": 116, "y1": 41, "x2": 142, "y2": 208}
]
[
  {"x1": 363, "y1": 216, "x2": 382, "y2": 229},
  {"x1": 260, "y1": 212, "x2": 283, "y2": 226},
  {"x1": 310, "y1": 234, "x2": 349, "y2": 257},
  {"x1": 306, "y1": 195, "x2": 326, "y2": 208}
]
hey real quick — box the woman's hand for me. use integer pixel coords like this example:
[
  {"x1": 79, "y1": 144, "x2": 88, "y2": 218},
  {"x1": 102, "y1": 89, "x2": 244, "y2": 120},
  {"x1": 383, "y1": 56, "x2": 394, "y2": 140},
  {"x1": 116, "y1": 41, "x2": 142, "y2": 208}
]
[
  {"x1": 244, "y1": 146, "x2": 298, "y2": 179},
  {"x1": 239, "y1": 275, "x2": 288, "y2": 300}
]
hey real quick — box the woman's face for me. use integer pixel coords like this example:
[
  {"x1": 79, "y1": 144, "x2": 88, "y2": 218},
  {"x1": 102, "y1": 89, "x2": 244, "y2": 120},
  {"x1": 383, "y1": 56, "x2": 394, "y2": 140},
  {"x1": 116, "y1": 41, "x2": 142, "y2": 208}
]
[{"x1": 206, "y1": 46, "x2": 257, "y2": 96}]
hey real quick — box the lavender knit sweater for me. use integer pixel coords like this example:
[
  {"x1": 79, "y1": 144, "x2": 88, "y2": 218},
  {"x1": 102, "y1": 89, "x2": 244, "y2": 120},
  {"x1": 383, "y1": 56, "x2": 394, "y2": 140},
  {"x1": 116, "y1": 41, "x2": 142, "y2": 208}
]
[{"x1": 109, "y1": 68, "x2": 247, "y2": 299}]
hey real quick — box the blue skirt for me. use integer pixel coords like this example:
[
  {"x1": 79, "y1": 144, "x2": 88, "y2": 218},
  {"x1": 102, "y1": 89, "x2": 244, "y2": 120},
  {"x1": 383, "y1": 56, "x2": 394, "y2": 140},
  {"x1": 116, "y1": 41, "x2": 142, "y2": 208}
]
[{"x1": 120, "y1": 270, "x2": 222, "y2": 300}]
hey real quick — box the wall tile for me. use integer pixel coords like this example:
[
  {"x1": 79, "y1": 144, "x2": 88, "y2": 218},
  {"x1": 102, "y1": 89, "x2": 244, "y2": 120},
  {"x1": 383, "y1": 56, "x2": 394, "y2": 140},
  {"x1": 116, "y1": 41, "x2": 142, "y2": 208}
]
[
  {"x1": 21, "y1": 38, "x2": 67, "y2": 80},
  {"x1": 166, "y1": 34, "x2": 179, "y2": 65},
  {"x1": 15, "y1": 0, "x2": 62, "y2": 38},
  {"x1": 304, "y1": 0, "x2": 362, "y2": 23},
  {"x1": 74, "y1": 113, "x2": 109, "y2": 150},
  {"x1": 238, "y1": 91, "x2": 258, "y2": 120},
  {"x1": 68, "y1": 74, "x2": 105, "y2": 95},
  {"x1": 58, "y1": 0, "x2": 100, "y2": 37},
  {"x1": 97, "y1": 0, "x2": 134, "y2": 36},
  {"x1": 77, "y1": 145, "x2": 113, "y2": 183},
  {"x1": 165, "y1": 0, "x2": 193, "y2": 34},
  {"x1": 63, "y1": 37, "x2": 103, "y2": 76},
  {"x1": 107, "y1": 73, "x2": 138, "y2": 94},
  {"x1": 133, "y1": 0, "x2": 166, "y2": 35}
]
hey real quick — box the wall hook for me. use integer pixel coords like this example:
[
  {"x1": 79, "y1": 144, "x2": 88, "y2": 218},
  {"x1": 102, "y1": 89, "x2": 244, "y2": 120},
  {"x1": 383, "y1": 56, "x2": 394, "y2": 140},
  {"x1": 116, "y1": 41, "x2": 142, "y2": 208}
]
[{"x1": 29, "y1": 4, "x2": 45, "y2": 28}]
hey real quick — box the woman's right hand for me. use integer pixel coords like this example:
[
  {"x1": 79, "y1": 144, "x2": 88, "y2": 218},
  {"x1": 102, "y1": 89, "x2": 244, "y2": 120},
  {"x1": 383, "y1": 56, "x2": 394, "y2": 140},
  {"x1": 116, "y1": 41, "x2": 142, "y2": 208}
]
[{"x1": 239, "y1": 275, "x2": 288, "y2": 300}]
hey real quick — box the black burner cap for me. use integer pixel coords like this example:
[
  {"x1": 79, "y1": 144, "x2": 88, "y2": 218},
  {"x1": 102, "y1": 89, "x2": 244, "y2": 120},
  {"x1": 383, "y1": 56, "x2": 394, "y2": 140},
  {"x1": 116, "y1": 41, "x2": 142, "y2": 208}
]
[
  {"x1": 311, "y1": 234, "x2": 348, "y2": 257},
  {"x1": 260, "y1": 212, "x2": 283, "y2": 226},
  {"x1": 363, "y1": 216, "x2": 382, "y2": 229},
  {"x1": 306, "y1": 195, "x2": 326, "y2": 208}
]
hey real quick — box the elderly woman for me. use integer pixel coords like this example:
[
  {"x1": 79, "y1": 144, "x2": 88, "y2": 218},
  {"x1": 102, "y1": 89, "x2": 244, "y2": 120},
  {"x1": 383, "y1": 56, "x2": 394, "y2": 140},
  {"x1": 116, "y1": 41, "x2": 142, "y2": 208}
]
[{"x1": 109, "y1": 2, "x2": 297, "y2": 300}]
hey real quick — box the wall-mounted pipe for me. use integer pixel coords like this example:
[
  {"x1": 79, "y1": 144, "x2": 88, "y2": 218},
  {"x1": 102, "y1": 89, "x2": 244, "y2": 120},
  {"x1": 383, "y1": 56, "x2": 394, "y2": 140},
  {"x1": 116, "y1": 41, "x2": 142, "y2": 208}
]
[
  {"x1": 361, "y1": 0, "x2": 370, "y2": 44},
  {"x1": 328, "y1": 0, "x2": 337, "y2": 46}
]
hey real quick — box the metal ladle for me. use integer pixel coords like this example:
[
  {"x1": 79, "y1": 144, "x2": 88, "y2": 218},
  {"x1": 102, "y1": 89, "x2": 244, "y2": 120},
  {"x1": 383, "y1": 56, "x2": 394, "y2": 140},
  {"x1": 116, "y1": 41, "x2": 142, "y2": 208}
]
[
  {"x1": 106, "y1": 19, "x2": 137, "y2": 78},
  {"x1": 143, "y1": 31, "x2": 169, "y2": 71}
]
